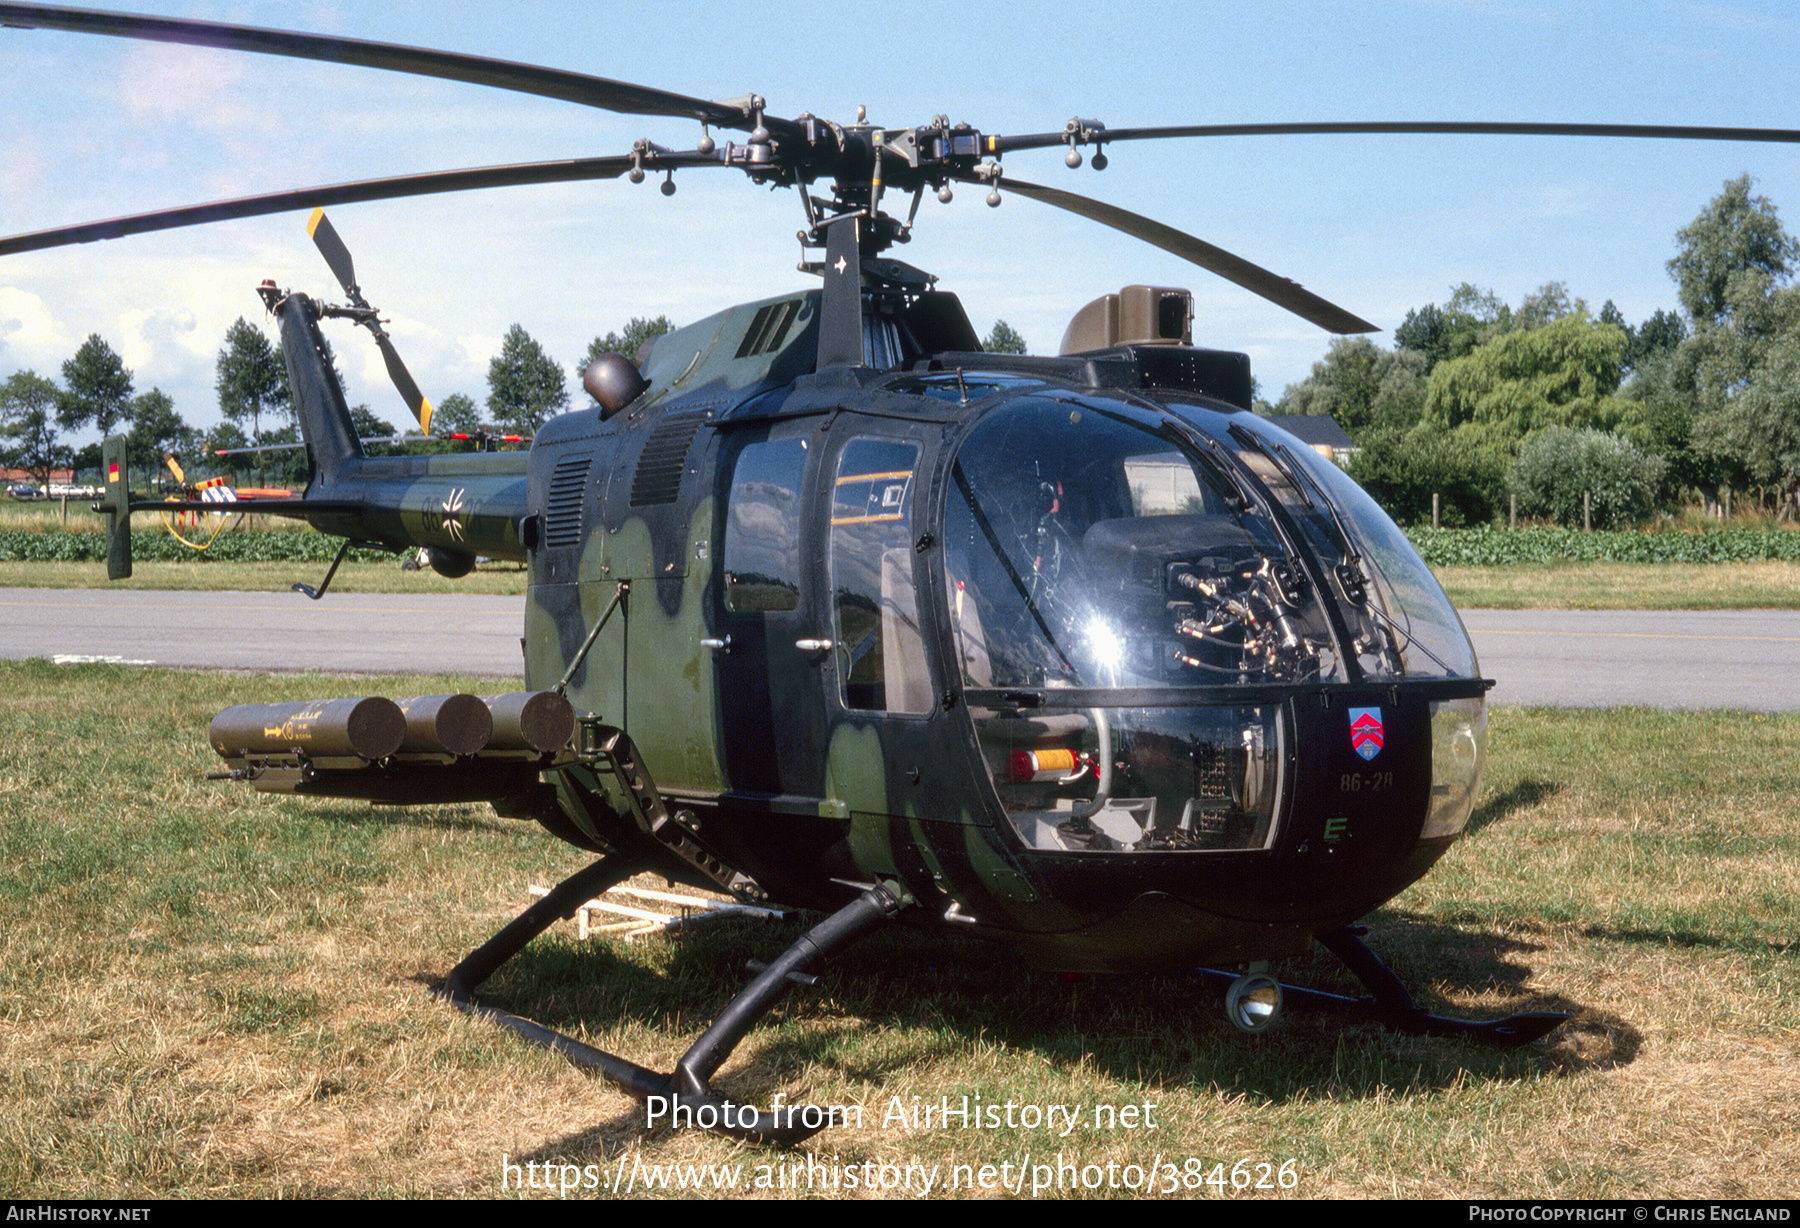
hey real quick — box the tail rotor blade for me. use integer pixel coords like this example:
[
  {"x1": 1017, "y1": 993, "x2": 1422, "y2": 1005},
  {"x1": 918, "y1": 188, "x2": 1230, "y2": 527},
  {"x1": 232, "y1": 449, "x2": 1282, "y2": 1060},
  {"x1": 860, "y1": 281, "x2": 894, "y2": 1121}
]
[
  {"x1": 304, "y1": 210, "x2": 431, "y2": 430},
  {"x1": 308, "y1": 208, "x2": 358, "y2": 298},
  {"x1": 377, "y1": 334, "x2": 433, "y2": 432}
]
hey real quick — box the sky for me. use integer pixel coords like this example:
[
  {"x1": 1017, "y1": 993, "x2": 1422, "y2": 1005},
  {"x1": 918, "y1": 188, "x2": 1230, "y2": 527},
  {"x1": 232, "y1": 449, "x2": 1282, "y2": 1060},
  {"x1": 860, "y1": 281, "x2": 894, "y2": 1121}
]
[{"x1": 5, "y1": 0, "x2": 1800, "y2": 448}]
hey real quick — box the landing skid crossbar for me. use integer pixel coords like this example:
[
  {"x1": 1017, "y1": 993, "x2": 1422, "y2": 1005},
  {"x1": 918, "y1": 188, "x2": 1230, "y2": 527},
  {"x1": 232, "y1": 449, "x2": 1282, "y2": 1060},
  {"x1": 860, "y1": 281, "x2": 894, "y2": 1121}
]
[
  {"x1": 436, "y1": 851, "x2": 903, "y2": 1145},
  {"x1": 1197, "y1": 926, "x2": 1568, "y2": 1047}
]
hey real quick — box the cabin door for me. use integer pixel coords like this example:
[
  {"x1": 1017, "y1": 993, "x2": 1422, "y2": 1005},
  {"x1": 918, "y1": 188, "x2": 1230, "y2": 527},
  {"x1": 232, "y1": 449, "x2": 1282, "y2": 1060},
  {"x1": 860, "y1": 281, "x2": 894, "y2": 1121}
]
[{"x1": 712, "y1": 416, "x2": 832, "y2": 798}]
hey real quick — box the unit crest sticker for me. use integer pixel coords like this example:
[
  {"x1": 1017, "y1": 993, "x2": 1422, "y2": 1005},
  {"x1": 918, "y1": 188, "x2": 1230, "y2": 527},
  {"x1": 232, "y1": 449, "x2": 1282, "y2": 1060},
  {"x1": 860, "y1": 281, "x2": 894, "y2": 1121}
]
[{"x1": 1349, "y1": 707, "x2": 1384, "y2": 761}]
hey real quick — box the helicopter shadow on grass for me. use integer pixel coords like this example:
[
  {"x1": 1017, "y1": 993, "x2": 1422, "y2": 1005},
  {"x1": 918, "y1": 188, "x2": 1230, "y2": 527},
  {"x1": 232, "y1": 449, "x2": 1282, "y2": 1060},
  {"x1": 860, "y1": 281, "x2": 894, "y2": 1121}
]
[
  {"x1": 1332, "y1": 910, "x2": 1642, "y2": 1075},
  {"x1": 1465, "y1": 777, "x2": 1563, "y2": 836},
  {"x1": 304, "y1": 796, "x2": 1637, "y2": 1121},
  {"x1": 422, "y1": 890, "x2": 1636, "y2": 1154}
]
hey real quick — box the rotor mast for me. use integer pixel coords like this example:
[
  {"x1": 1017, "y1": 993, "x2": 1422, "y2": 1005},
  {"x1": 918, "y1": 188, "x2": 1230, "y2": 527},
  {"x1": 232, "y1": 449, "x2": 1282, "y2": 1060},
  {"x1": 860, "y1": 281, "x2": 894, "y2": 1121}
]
[{"x1": 758, "y1": 117, "x2": 981, "y2": 370}]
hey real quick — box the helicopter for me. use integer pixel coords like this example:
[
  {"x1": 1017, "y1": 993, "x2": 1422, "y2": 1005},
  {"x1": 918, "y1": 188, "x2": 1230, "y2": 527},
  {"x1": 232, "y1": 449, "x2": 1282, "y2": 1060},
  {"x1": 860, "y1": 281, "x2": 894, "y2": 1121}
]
[{"x1": 9, "y1": 3, "x2": 1800, "y2": 1148}]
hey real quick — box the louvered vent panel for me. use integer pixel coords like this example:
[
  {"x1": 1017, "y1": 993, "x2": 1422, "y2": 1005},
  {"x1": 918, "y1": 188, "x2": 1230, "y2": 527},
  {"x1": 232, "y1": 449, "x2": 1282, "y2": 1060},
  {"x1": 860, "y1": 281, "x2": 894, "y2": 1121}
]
[
  {"x1": 629, "y1": 413, "x2": 705, "y2": 506},
  {"x1": 543, "y1": 454, "x2": 591, "y2": 549}
]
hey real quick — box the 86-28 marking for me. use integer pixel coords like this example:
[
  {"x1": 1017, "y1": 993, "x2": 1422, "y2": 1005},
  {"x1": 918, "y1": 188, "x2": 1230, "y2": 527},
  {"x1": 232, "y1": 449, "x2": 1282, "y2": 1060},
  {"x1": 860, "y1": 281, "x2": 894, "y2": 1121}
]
[{"x1": 1338, "y1": 771, "x2": 1395, "y2": 793}]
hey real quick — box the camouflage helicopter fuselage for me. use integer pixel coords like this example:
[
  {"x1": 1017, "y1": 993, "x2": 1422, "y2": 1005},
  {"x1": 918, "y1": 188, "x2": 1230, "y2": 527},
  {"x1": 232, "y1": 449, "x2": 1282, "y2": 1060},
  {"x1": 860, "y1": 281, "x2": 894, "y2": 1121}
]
[{"x1": 265, "y1": 281, "x2": 1490, "y2": 976}]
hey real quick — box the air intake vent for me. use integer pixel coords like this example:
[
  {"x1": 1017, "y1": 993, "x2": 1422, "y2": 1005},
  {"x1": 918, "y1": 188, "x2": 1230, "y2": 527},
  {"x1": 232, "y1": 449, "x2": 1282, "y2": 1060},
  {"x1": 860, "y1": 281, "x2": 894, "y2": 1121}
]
[
  {"x1": 543, "y1": 454, "x2": 590, "y2": 548},
  {"x1": 735, "y1": 298, "x2": 803, "y2": 359},
  {"x1": 629, "y1": 412, "x2": 705, "y2": 506}
]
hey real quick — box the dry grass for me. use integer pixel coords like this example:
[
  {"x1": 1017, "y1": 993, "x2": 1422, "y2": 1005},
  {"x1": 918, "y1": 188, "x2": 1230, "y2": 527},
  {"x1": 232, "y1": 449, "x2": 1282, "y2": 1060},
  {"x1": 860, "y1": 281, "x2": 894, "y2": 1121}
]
[
  {"x1": 0, "y1": 500, "x2": 92, "y2": 532},
  {"x1": 1436, "y1": 561, "x2": 1800, "y2": 609},
  {"x1": 0, "y1": 560, "x2": 530, "y2": 595},
  {"x1": 1, "y1": 665, "x2": 1795, "y2": 1198}
]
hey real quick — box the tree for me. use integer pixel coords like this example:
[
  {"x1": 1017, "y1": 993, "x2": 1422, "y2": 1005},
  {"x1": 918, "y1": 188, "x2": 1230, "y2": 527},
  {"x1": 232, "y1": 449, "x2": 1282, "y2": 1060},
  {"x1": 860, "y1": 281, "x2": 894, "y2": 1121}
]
[
  {"x1": 1424, "y1": 310, "x2": 1640, "y2": 449},
  {"x1": 1648, "y1": 180, "x2": 1800, "y2": 514},
  {"x1": 432, "y1": 391, "x2": 483, "y2": 435},
  {"x1": 256, "y1": 424, "x2": 307, "y2": 488},
  {"x1": 203, "y1": 422, "x2": 252, "y2": 483},
  {"x1": 578, "y1": 316, "x2": 673, "y2": 379},
  {"x1": 349, "y1": 405, "x2": 401, "y2": 457},
  {"x1": 1393, "y1": 304, "x2": 1461, "y2": 369},
  {"x1": 1509, "y1": 427, "x2": 1666, "y2": 530},
  {"x1": 127, "y1": 387, "x2": 193, "y2": 478},
  {"x1": 1691, "y1": 330, "x2": 1800, "y2": 516},
  {"x1": 1627, "y1": 358, "x2": 1719, "y2": 504},
  {"x1": 216, "y1": 318, "x2": 288, "y2": 443},
  {"x1": 1280, "y1": 337, "x2": 1381, "y2": 428},
  {"x1": 1668, "y1": 174, "x2": 1798, "y2": 326},
  {"x1": 487, "y1": 325, "x2": 568, "y2": 434},
  {"x1": 1623, "y1": 307, "x2": 1686, "y2": 372},
  {"x1": 1392, "y1": 284, "x2": 1510, "y2": 372},
  {"x1": 1513, "y1": 282, "x2": 1582, "y2": 332},
  {"x1": 1444, "y1": 283, "x2": 1510, "y2": 327},
  {"x1": 1, "y1": 371, "x2": 72, "y2": 486},
  {"x1": 1603, "y1": 300, "x2": 1689, "y2": 377},
  {"x1": 983, "y1": 320, "x2": 1027, "y2": 354},
  {"x1": 57, "y1": 334, "x2": 134, "y2": 438},
  {"x1": 1344, "y1": 421, "x2": 1507, "y2": 527}
]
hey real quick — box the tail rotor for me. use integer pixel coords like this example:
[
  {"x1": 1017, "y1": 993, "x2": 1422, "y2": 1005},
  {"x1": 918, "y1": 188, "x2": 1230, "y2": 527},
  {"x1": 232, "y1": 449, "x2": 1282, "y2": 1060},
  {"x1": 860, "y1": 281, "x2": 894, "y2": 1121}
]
[{"x1": 307, "y1": 209, "x2": 434, "y2": 433}]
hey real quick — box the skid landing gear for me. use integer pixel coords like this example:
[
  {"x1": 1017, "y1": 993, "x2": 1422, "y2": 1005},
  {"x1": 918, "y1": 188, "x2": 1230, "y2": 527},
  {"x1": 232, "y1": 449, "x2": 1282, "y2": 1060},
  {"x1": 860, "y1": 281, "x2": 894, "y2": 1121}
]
[
  {"x1": 1199, "y1": 926, "x2": 1568, "y2": 1047},
  {"x1": 437, "y1": 852, "x2": 904, "y2": 1145}
]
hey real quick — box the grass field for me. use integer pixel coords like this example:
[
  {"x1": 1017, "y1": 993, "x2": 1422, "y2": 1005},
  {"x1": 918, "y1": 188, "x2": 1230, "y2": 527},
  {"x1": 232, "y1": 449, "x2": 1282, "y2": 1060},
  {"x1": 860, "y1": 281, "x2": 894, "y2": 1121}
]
[
  {"x1": 0, "y1": 559, "x2": 531, "y2": 595},
  {"x1": 1434, "y1": 561, "x2": 1800, "y2": 610},
  {"x1": 1, "y1": 661, "x2": 1794, "y2": 1199}
]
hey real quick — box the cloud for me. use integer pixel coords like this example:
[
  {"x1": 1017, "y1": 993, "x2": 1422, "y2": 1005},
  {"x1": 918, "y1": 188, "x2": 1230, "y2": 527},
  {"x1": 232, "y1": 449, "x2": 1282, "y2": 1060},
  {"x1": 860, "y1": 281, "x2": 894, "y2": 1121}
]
[
  {"x1": 126, "y1": 307, "x2": 201, "y2": 371},
  {"x1": 0, "y1": 287, "x2": 75, "y2": 372}
]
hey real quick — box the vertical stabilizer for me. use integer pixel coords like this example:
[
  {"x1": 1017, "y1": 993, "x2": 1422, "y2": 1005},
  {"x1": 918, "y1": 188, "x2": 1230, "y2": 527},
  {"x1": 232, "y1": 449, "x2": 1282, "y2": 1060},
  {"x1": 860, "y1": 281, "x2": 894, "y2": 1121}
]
[
  {"x1": 99, "y1": 434, "x2": 131, "y2": 580},
  {"x1": 264, "y1": 288, "x2": 364, "y2": 492}
]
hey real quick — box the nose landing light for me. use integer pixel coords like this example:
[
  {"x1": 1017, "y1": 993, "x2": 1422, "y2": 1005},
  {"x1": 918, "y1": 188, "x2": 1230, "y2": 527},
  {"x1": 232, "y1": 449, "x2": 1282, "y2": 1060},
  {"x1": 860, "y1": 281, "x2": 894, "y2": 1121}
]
[{"x1": 1225, "y1": 969, "x2": 1283, "y2": 1033}]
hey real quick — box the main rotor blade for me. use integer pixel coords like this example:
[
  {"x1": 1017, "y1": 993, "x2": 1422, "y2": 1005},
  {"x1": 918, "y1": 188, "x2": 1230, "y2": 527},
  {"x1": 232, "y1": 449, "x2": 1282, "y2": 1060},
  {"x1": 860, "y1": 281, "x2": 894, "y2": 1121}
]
[
  {"x1": 985, "y1": 176, "x2": 1377, "y2": 334},
  {"x1": 991, "y1": 119, "x2": 1800, "y2": 155},
  {"x1": 0, "y1": 3, "x2": 771, "y2": 133},
  {"x1": 0, "y1": 153, "x2": 719, "y2": 256}
]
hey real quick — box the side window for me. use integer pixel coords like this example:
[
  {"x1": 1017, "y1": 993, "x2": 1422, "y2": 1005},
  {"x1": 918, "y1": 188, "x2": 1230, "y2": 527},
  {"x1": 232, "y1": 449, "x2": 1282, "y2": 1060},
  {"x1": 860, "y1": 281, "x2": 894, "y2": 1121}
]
[
  {"x1": 830, "y1": 437, "x2": 931, "y2": 714},
  {"x1": 722, "y1": 436, "x2": 808, "y2": 613}
]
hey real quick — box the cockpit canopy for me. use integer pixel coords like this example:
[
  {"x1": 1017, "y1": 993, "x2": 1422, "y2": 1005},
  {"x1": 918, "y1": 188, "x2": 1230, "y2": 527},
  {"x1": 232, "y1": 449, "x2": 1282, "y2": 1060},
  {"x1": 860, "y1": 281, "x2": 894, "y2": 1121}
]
[
  {"x1": 944, "y1": 393, "x2": 1478, "y2": 692},
  {"x1": 942, "y1": 390, "x2": 1484, "y2": 857}
]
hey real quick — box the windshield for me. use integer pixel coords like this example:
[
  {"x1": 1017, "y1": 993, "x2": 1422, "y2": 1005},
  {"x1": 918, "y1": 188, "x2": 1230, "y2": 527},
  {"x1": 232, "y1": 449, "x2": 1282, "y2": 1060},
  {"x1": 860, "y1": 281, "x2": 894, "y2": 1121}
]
[
  {"x1": 1212, "y1": 412, "x2": 1479, "y2": 680},
  {"x1": 944, "y1": 396, "x2": 1348, "y2": 690},
  {"x1": 942, "y1": 392, "x2": 1484, "y2": 856}
]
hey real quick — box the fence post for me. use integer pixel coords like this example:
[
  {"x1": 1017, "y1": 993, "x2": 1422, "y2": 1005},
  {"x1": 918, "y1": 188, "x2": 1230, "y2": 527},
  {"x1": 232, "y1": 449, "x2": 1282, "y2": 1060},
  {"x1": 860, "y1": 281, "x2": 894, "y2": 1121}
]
[
  {"x1": 1432, "y1": 493, "x2": 1440, "y2": 530},
  {"x1": 1510, "y1": 493, "x2": 1516, "y2": 529},
  {"x1": 1583, "y1": 491, "x2": 1591, "y2": 533}
]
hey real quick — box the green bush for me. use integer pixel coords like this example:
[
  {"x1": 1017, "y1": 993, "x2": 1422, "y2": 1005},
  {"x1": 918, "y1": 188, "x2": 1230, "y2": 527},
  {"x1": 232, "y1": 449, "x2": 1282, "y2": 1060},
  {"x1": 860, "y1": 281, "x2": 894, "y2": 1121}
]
[
  {"x1": 1508, "y1": 426, "x2": 1666, "y2": 530},
  {"x1": 0, "y1": 528, "x2": 395, "y2": 564},
  {"x1": 1344, "y1": 425, "x2": 1507, "y2": 526},
  {"x1": 1405, "y1": 524, "x2": 1800, "y2": 566}
]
